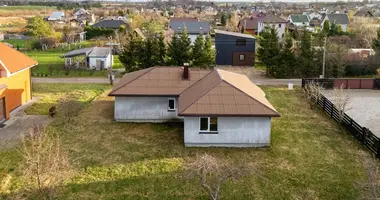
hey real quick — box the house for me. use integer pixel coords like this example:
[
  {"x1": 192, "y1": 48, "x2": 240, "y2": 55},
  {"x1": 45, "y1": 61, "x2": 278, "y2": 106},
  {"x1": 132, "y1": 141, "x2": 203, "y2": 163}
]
[
  {"x1": 322, "y1": 13, "x2": 349, "y2": 32},
  {"x1": 73, "y1": 8, "x2": 89, "y2": 18},
  {"x1": 288, "y1": 14, "x2": 310, "y2": 27},
  {"x1": 48, "y1": 11, "x2": 65, "y2": 21},
  {"x1": 354, "y1": 9, "x2": 374, "y2": 17},
  {"x1": 92, "y1": 19, "x2": 130, "y2": 30},
  {"x1": 0, "y1": 43, "x2": 37, "y2": 122},
  {"x1": 169, "y1": 20, "x2": 210, "y2": 44},
  {"x1": 237, "y1": 12, "x2": 266, "y2": 34},
  {"x1": 305, "y1": 11, "x2": 323, "y2": 20},
  {"x1": 108, "y1": 65, "x2": 280, "y2": 147},
  {"x1": 214, "y1": 30, "x2": 255, "y2": 66},
  {"x1": 61, "y1": 47, "x2": 113, "y2": 70},
  {"x1": 257, "y1": 14, "x2": 288, "y2": 39},
  {"x1": 309, "y1": 18, "x2": 322, "y2": 27}
]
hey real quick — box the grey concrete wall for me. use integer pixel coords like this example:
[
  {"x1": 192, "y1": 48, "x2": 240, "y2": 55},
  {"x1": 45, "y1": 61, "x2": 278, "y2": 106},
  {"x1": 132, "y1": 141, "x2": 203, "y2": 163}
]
[
  {"x1": 114, "y1": 96, "x2": 179, "y2": 122},
  {"x1": 184, "y1": 117, "x2": 271, "y2": 147}
]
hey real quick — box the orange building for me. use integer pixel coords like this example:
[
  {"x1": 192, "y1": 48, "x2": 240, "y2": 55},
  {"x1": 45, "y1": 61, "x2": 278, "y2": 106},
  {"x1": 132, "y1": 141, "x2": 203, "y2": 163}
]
[{"x1": 0, "y1": 43, "x2": 38, "y2": 122}]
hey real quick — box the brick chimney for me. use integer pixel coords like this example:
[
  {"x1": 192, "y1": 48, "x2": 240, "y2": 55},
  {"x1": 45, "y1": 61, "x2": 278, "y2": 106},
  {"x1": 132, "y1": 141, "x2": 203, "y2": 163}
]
[{"x1": 183, "y1": 63, "x2": 189, "y2": 80}]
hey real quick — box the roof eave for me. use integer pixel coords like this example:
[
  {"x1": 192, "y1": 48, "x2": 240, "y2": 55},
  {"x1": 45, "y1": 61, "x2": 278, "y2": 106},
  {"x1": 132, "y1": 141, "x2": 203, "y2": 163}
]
[{"x1": 178, "y1": 113, "x2": 280, "y2": 117}]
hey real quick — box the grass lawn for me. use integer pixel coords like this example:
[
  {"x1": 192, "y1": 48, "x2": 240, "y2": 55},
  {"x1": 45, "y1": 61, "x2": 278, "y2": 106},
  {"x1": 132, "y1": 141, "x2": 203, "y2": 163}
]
[
  {"x1": 1, "y1": 84, "x2": 378, "y2": 199},
  {"x1": 0, "y1": 5, "x2": 52, "y2": 11},
  {"x1": 2, "y1": 39, "x2": 27, "y2": 48},
  {"x1": 24, "y1": 50, "x2": 124, "y2": 77}
]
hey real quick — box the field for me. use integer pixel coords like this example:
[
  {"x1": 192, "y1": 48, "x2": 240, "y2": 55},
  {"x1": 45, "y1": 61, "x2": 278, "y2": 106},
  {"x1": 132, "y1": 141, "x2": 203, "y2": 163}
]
[
  {"x1": 23, "y1": 50, "x2": 124, "y2": 77},
  {"x1": 0, "y1": 17, "x2": 27, "y2": 33},
  {"x1": 1, "y1": 83, "x2": 379, "y2": 199},
  {"x1": 0, "y1": 6, "x2": 54, "y2": 17}
]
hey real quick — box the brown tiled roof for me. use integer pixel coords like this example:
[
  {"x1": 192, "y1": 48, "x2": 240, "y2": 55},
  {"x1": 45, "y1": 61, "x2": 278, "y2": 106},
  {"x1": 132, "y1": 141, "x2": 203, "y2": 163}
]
[
  {"x1": 109, "y1": 67, "x2": 210, "y2": 96},
  {"x1": 0, "y1": 42, "x2": 38, "y2": 74},
  {"x1": 259, "y1": 14, "x2": 288, "y2": 24},
  {"x1": 109, "y1": 67, "x2": 279, "y2": 117},
  {"x1": 238, "y1": 17, "x2": 259, "y2": 30}
]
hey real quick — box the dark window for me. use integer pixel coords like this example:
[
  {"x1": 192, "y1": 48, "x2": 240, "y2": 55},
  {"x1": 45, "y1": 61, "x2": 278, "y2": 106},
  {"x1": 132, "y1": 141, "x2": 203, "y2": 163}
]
[
  {"x1": 168, "y1": 98, "x2": 175, "y2": 111},
  {"x1": 210, "y1": 117, "x2": 218, "y2": 131},
  {"x1": 200, "y1": 118, "x2": 208, "y2": 131},
  {"x1": 279, "y1": 24, "x2": 282, "y2": 28},
  {"x1": 236, "y1": 39, "x2": 246, "y2": 46},
  {"x1": 239, "y1": 54, "x2": 245, "y2": 61}
]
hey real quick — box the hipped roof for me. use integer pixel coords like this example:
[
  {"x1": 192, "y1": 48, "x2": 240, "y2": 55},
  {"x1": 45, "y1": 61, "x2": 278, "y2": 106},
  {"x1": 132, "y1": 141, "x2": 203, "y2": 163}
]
[
  {"x1": 0, "y1": 42, "x2": 38, "y2": 74},
  {"x1": 109, "y1": 67, "x2": 279, "y2": 117}
]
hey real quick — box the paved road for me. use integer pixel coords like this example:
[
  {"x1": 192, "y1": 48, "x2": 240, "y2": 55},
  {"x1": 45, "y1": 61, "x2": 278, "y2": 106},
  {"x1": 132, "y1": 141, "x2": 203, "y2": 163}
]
[{"x1": 32, "y1": 77, "x2": 302, "y2": 86}]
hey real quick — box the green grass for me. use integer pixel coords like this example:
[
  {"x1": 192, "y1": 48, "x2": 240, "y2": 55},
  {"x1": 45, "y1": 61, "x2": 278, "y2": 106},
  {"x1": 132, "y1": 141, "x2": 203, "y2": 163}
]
[
  {"x1": 2, "y1": 39, "x2": 27, "y2": 48},
  {"x1": 1, "y1": 84, "x2": 378, "y2": 199},
  {"x1": 24, "y1": 50, "x2": 124, "y2": 77},
  {"x1": 0, "y1": 5, "x2": 52, "y2": 11}
]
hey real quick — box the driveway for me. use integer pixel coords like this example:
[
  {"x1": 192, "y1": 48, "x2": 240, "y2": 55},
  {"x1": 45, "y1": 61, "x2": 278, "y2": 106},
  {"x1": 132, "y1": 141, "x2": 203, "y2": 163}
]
[
  {"x1": 322, "y1": 89, "x2": 380, "y2": 137},
  {"x1": 0, "y1": 98, "x2": 53, "y2": 147}
]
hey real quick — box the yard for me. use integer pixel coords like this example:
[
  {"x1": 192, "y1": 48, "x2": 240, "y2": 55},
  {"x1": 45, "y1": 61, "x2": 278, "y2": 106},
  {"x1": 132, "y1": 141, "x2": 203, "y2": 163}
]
[
  {"x1": 24, "y1": 50, "x2": 124, "y2": 77},
  {"x1": 1, "y1": 83, "x2": 379, "y2": 199}
]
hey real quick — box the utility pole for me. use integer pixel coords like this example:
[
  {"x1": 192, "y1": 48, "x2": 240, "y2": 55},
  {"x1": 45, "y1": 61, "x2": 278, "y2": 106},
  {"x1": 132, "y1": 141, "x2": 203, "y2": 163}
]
[{"x1": 322, "y1": 36, "x2": 327, "y2": 78}]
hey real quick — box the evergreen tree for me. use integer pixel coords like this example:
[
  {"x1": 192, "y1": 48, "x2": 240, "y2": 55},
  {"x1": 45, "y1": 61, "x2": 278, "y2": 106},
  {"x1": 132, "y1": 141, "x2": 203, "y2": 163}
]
[
  {"x1": 119, "y1": 33, "x2": 142, "y2": 72},
  {"x1": 372, "y1": 28, "x2": 380, "y2": 64},
  {"x1": 178, "y1": 28, "x2": 192, "y2": 65},
  {"x1": 276, "y1": 32, "x2": 296, "y2": 78},
  {"x1": 221, "y1": 14, "x2": 227, "y2": 26},
  {"x1": 141, "y1": 36, "x2": 157, "y2": 68},
  {"x1": 168, "y1": 33, "x2": 180, "y2": 65},
  {"x1": 157, "y1": 32, "x2": 167, "y2": 65},
  {"x1": 298, "y1": 30, "x2": 316, "y2": 77},
  {"x1": 323, "y1": 20, "x2": 330, "y2": 33},
  {"x1": 241, "y1": 25, "x2": 245, "y2": 33},
  {"x1": 257, "y1": 25, "x2": 280, "y2": 77},
  {"x1": 191, "y1": 33, "x2": 205, "y2": 66},
  {"x1": 202, "y1": 35, "x2": 215, "y2": 68}
]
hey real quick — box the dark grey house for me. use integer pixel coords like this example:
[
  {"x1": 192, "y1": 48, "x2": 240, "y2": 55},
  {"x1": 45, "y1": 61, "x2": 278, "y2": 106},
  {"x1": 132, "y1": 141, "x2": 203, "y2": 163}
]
[
  {"x1": 169, "y1": 20, "x2": 210, "y2": 44},
  {"x1": 92, "y1": 19, "x2": 130, "y2": 30},
  {"x1": 214, "y1": 29, "x2": 256, "y2": 66}
]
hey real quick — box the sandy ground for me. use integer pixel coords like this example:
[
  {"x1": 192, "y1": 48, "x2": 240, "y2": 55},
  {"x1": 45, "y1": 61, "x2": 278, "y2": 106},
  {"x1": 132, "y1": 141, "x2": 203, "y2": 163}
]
[{"x1": 322, "y1": 89, "x2": 380, "y2": 137}]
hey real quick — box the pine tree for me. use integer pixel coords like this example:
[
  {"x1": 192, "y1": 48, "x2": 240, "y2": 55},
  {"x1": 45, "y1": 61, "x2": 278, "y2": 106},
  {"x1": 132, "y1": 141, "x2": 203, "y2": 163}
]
[
  {"x1": 221, "y1": 14, "x2": 227, "y2": 26},
  {"x1": 168, "y1": 33, "x2": 180, "y2": 65},
  {"x1": 257, "y1": 25, "x2": 280, "y2": 77},
  {"x1": 157, "y1": 32, "x2": 166, "y2": 65},
  {"x1": 372, "y1": 28, "x2": 380, "y2": 63},
  {"x1": 298, "y1": 30, "x2": 316, "y2": 77},
  {"x1": 241, "y1": 25, "x2": 245, "y2": 33},
  {"x1": 191, "y1": 33, "x2": 205, "y2": 66},
  {"x1": 178, "y1": 28, "x2": 192, "y2": 65},
  {"x1": 276, "y1": 32, "x2": 296, "y2": 78},
  {"x1": 119, "y1": 33, "x2": 142, "y2": 72},
  {"x1": 202, "y1": 35, "x2": 215, "y2": 68},
  {"x1": 141, "y1": 36, "x2": 159, "y2": 68},
  {"x1": 323, "y1": 20, "x2": 330, "y2": 33}
]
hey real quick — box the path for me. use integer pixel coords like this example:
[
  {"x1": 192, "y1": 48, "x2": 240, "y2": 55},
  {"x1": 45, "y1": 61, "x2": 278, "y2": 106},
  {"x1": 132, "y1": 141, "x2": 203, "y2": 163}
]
[
  {"x1": 0, "y1": 98, "x2": 53, "y2": 147},
  {"x1": 32, "y1": 77, "x2": 302, "y2": 86}
]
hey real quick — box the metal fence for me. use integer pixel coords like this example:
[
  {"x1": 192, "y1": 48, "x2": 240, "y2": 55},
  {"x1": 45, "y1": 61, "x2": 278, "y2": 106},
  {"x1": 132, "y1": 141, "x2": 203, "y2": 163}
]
[{"x1": 303, "y1": 78, "x2": 379, "y2": 89}]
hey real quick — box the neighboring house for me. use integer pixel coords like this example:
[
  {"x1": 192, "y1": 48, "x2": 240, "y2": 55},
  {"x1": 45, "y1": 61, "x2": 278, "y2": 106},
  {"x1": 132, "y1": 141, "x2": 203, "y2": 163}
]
[
  {"x1": 306, "y1": 11, "x2": 323, "y2": 20},
  {"x1": 92, "y1": 19, "x2": 130, "y2": 30},
  {"x1": 237, "y1": 12, "x2": 266, "y2": 34},
  {"x1": 354, "y1": 9, "x2": 374, "y2": 17},
  {"x1": 322, "y1": 13, "x2": 349, "y2": 32},
  {"x1": 61, "y1": 47, "x2": 113, "y2": 70},
  {"x1": 169, "y1": 20, "x2": 210, "y2": 44},
  {"x1": 133, "y1": 28, "x2": 146, "y2": 40},
  {"x1": 309, "y1": 18, "x2": 322, "y2": 27},
  {"x1": 48, "y1": 11, "x2": 65, "y2": 21},
  {"x1": 108, "y1": 66, "x2": 280, "y2": 147},
  {"x1": 257, "y1": 14, "x2": 288, "y2": 39},
  {"x1": 169, "y1": 17, "x2": 199, "y2": 22},
  {"x1": 214, "y1": 29, "x2": 255, "y2": 66},
  {"x1": 0, "y1": 43, "x2": 37, "y2": 122},
  {"x1": 288, "y1": 14, "x2": 310, "y2": 27},
  {"x1": 73, "y1": 8, "x2": 89, "y2": 18}
]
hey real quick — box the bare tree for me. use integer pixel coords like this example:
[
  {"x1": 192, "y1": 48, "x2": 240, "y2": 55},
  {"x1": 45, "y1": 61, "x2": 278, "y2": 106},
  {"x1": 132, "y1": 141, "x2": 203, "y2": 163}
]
[
  {"x1": 332, "y1": 84, "x2": 352, "y2": 123},
  {"x1": 20, "y1": 126, "x2": 70, "y2": 199},
  {"x1": 58, "y1": 95, "x2": 84, "y2": 122},
  {"x1": 304, "y1": 82, "x2": 323, "y2": 110},
  {"x1": 185, "y1": 154, "x2": 254, "y2": 200},
  {"x1": 359, "y1": 155, "x2": 380, "y2": 200}
]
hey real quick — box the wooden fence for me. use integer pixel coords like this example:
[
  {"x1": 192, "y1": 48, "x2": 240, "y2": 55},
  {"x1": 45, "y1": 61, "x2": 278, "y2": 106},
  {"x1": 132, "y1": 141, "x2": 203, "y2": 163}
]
[
  {"x1": 305, "y1": 87, "x2": 380, "y2": 158},
  {"x1": 303, "y1": 78, "x2": 380, "y2": 90}
]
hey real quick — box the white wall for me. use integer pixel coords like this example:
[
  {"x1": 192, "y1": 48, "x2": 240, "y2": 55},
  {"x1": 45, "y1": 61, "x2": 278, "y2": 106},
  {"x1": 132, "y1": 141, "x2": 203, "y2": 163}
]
[
  {"x1": 88, "y1": 54, "x2": 113, "y2": 69},
  {"x1": 184, "y1": 117, "x2": 272, "y2": 147},
  {"x1": 258, "y1": 22, "x2": 286, "y2": 40},
  {"x1": 114, "y1": 96, "x2": 179, "y2": 122},
  {"x1": 340, "y1": 24, "x2": 348, "y2": 32},
  {"x1": 189, "y1": 34, "x2": 207, "y2": 44}
]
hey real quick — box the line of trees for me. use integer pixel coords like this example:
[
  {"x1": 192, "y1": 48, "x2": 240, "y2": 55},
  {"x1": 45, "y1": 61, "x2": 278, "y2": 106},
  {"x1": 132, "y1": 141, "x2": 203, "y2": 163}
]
[{"x1": 119, "y1": 29, "x2": 215, "y2": 72}]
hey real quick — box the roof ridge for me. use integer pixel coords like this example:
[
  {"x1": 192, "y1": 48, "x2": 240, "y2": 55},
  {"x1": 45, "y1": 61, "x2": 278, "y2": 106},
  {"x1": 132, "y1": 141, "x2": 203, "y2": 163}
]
[
  {"x1": 178, "y1": 69, "x2": 214, "y2": 96},
  {"x1": 109, "y1": 67, "x2": 155, "y2": 94},
  {"x1": 221, "y1": 79, "x2": 279, "y2": 116},
  {"x1": 178, "y1": 70, "x2": 222, "y2": 114}
]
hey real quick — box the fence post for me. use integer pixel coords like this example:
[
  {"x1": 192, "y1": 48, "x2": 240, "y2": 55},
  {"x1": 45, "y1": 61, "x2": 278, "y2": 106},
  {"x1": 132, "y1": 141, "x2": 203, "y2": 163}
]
[
  {"x1": 377, "y1": 140, "x2": 380, "y2": 158},
  {"x1": 330, "y1": 105, "x2": 334, "y2": 118},
  {"x1": 362, "y1": 127, "x2": 367, "y2": 144}
]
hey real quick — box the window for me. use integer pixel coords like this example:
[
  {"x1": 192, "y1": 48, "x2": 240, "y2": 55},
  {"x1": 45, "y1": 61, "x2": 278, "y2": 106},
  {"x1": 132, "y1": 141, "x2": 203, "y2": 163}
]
[
  {"x1": 199, "y1": 117, "x2": 218, "y2": 133},
  {"x1": 236, "y1": 39, "x2": 246, "y2": 46},
  {"x1": 279, "y1": 24, "x2": 282, "y2": 28},
  {"x1": 168, "y1": 98, "x2": 175, "y2": 111},
  {"x1": 239, "y1": 54, "x2": 245, "y2": 61}
]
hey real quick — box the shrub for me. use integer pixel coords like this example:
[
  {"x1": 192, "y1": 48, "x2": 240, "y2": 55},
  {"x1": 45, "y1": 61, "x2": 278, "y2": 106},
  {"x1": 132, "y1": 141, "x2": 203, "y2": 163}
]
[{"x1": 345, "y1": 64, "x2": 378, "y2": 77}]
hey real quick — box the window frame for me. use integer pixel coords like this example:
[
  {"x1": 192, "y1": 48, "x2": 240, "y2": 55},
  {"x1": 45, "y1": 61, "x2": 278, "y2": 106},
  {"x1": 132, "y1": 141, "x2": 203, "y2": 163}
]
[
  {"x1": 168, "y1": 98, "x2": 176, "y2": 112},
  {"x1": 239, "y1": 54, "x2": 245, "y2": 61},
  {"x1": 236, "y1": 39, "x2": 247, "y2": 46},
  {"x1": 199, "y1": 117, "x2": 218, "y2": 134}
]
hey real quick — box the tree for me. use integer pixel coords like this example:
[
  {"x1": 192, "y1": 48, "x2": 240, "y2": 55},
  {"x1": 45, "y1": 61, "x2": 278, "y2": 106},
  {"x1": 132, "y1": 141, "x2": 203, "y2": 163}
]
[
  {"x1": 240, "y1": 25, "x2": 245, "y2": 33},
  {"x1": 191, "y1": 33, "x2": 205, "y2": 66},
  {"x1": 323, "y1": 20, "x2": 330, "y2": 33},
  {"x1": 185, "y1": 154, "x2": 253, "y2": 200},
  {"x1": 168, "y1": 28, "x2": 192, "y2": 65},
  {"x1": 332, "y1": 85, "x2": 352, "y2": 123},
  {"x1": 141, "y1": 36, "x2": 158, "y2": 68},
  {"x1": 168, "y1": 33, "x2": 181, "y2": 65},
  {"x1": 26, "y1": 16, "x2": 56, "y2": 38},
  {"x1": 157, "y1": 32, "x2": 167, "y2": 66},
  {"x1": 202, "y1": 35, "x2": 215, "y2": 68},
  {"x1": 372, "y1": 28, "x2": 380, "y2": 53},
  {"x1": 304, "y1": 82, "x2": 323, "y2": 110},
  {"x1": 220, "y1": 14, "x2": 227, "y2": 26},
  {"x1": 298, "y1": 30, "x2": 316, "y2": 77},
  {"x1": 257, "y1": 25, "x2": 280, "y2": 77},
  {"x1": 326, "y1": 43, "x2": 347, "y2": 78},
  {"x1": 119, "y1": 33, "x2": 144, "y2": 72},
  {"x1": 276, "y1": 32, "x2": 296, "y2": 78}
]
